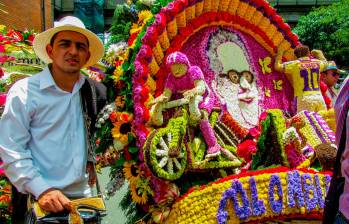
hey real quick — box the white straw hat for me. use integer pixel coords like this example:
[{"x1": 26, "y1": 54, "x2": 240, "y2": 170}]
[{"x1": 33, "y1": 16, "x2": 104, "y2": 67}]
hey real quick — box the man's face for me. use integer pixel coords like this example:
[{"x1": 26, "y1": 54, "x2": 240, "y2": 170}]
[
  {"x1": 170, "y1": 63, "x2": 188, "y2": 77},
  {"x1": 46, "y1": 31, "x2": 90, "y2": 74},
  {"x1": 322, "y1": 70, "x2": 339, "y2": 87}
]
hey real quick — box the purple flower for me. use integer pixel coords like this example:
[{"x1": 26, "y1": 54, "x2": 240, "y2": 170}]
[
  {"x1": 324, "y1": 174, "x2": 332, "y2": 194},
  {"x1": 217, "y1": 180, "x2": 251, "y2": 223},
  {"x1": 287, "y1": 170, "x2": 305, "y2": 208},
  {"x1": 302, "y1": 173, "x2": 318, "y2": 211},
  {"x1": 134, "y1": 105, "x2": 144, "y2": 118},
  {"x1": 314, "y1": 174, "x2": 324, "y2": 209},
  {"x1": 269, "y1": 174, "x2": 283, "y2": 214},
  {"x1": 250, "y1": 177, "x2": 266, "y2": 216}
]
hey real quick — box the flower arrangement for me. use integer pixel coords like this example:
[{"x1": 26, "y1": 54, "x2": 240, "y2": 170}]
[
  {"x1": 165, "y1": 167, "x2": 330, "y2": 223},
  {"x1": 98, "y1": 1, "x2": 330, "y2": 223},
  {"x1": 0, "y1": 176, "x2": 11, "y2": 224},
  {"x1": 290, "y1": 110, "x2": 336, "y2": 149},
  {"x1": 252, "y1": 109, "x2": 288, "y2": 169}
]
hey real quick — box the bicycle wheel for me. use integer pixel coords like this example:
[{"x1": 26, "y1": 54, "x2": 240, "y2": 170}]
[{"x1": 145, "y1": 129, "x2": 187, "y2": 180}]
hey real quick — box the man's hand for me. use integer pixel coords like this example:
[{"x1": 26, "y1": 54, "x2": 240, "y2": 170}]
[
  {"x1": 38, "y1": 189, "x2": 71, "y2": 213},
  {"x1": 86, "y1": 162, "x2": 97, "y2": 186},
  {"x1": 274, "y1": 48, "x2": 285, "y2": 72}
]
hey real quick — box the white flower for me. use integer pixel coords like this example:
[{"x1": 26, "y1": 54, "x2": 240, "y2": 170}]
[
  {"x1": 103, "y1": 113, "x2": 109, "y2": 120},
  {"x1": 99, "y1": 118, "x2": 105, "y2": 124}
]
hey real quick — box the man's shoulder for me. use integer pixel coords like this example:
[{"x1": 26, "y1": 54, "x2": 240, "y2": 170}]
[
  {"x1": 283, "y1": 60, "x2": 300, "y2": 67},
  {"x1": 8, "y1": 74, "x2": 38, "y2": 94}
]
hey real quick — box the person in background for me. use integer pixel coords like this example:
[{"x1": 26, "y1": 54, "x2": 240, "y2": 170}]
[
  {"x1": 328, "y1": 74, "x2": 349, "y2": 223},
  {"x1": 274, "y1": 45, "x2": 328, "y2": 113},
  {"x1": 320, "y1": 61, "x2": 340, "y2": 109},
  {"x1": 0, "y1": 16, "x2": 106, "y2": 223}
]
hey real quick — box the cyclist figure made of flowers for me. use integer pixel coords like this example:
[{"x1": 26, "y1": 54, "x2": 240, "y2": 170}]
[{"x1": 150, "y1": 51, "x2": 222, "y2": 158}]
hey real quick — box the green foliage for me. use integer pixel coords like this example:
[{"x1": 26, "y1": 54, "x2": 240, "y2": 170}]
[
  {"x1": 108, "y1": 4, "x2": 138, "y2": 45},
  {"x1": 150, "y1": 0, "x2": 173, "y2": 14},
  {"x1": 120, "y1": 190, "x2": 148, "y2": 224},
  {"x1": 293, "y1": 0, "x2": 349, "y2": 66},
  {"x1": 252, "y1": 111, "x2": 286, "y2": 170}
]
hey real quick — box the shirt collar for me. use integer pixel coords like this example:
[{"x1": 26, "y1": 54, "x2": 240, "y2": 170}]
[
  {"x1": 299, "y1": 56, "x2": 311, "y2": 61},
  {"x1": 39, "y1": 66, "x2": 86, "y2": 92},
  {"x1": 39, "y1": 66, "x2": 56, "y2": 90}
]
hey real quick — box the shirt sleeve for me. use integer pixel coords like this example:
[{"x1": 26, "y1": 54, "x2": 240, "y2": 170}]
[
  {"x1": 283, "y1": 61, "x2": 298, "y2": 75},
  {"x1": 0, "y1": 86, "x2": 50, "y2": 199}
]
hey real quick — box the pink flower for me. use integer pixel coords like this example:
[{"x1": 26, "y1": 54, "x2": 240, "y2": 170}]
[{"x1": 0, "y1": 94, "x2": 6, "y2": 106}]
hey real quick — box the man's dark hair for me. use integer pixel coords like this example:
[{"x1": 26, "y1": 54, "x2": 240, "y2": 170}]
[
  {"x1": 49, "y1": 33, "x2": 59, "y2": 46},
  {"x1": 294, "y1": 45, "x2": 310, "y2": 58}
]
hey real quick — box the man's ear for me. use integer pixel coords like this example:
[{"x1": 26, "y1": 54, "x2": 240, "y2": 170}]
[{"x1": 46, "y1": 44, "x2": 53, "y2": 60}]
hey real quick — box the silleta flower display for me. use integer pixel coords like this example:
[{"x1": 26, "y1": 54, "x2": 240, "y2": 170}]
[{"x1": 94, "y1": 0, "x2": 339, "y2": 223}]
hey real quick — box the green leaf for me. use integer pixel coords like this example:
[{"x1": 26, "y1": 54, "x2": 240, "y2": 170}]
[
  {"x1": 128, "y1": 146, "x2": 139, "y2": 154},
  {"x1": 128, "y1": 133, "x2": 135, "y2": 142},
  {"x1": 114, "y1": 156, "x2": 126, "y2": 168}
]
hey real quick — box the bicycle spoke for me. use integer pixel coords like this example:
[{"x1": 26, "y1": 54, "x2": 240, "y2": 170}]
[
  {"x1": 173, "y1": 158, "x2": 182, "y2": 170},
  {"x1": 167, "y1": 158, "x2": 173, "y2": 174},
  {"x1": 159, "y1": 137, "x2": 169, "y2": 152},
  {"x1": 156, "y1": 149, "x2": 168, "y2": 157},
  {"x1": 159, "y1": 157, "x2": 168, "y2": 168},
  {"x1": 167, "y1": 132, "x2": 172, "y2": 143}
]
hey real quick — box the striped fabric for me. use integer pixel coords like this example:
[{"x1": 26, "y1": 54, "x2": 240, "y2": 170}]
[{"x1": 334, "y1": 77, "x2": 349, "y2": 220}]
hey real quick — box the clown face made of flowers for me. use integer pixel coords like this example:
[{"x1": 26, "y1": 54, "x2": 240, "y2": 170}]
[{"x1": 150, "y1": 51, "x2": 222, "y2": 158}]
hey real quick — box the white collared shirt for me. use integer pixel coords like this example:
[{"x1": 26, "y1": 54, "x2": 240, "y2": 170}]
[{"x1": 0, "y1": 67, "x2": 91, "y2": 198}]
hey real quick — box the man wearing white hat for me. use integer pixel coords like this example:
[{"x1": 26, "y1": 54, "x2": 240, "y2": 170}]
[{"x1": 0, "y1": 16, "x2": 106, "y2": 221}]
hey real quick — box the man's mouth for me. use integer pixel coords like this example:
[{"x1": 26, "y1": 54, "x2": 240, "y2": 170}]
[{"x1": 66, "y1": 59, "x2": 79, "y2": 65}]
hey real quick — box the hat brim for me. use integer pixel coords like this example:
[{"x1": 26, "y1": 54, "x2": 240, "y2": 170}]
[{"x1": 33, "y1": 25, "x2": 104, "y2": 68}]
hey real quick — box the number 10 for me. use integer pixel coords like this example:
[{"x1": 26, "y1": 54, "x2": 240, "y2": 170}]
[{"x1": 300, "y1": 68, "x2": 320, "y2": 92}]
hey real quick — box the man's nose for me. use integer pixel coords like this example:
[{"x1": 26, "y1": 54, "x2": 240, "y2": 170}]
[{"x1": 68, "y1": 44, "x2": 78, "y2": 55}]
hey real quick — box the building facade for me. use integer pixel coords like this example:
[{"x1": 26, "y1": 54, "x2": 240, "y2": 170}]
[{"x1": 0, "y1": 0, "x2": 53, "y2": 32}]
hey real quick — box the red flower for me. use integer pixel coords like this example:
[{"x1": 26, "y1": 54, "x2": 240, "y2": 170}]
[
  {"x1": 154, "y1": 13, "x2": 167, "y2": 33},
  {"x1": 142, "y1": 107, "x2": 150, "y2": 121},
  {"x1": 120, "y1": 113, "x2": 130, "y2": 122},
  {"x1": 142, "y1": 26, "x2": 158, "y2": 48},
  {"x1": 128, "y1": 31, "x2": 140, "y2": 46},
  {"x1": 124, "y1": 146, "x2": 132, "y2": 160},
  {"x1": 0, "y1": 44, "x2": 5, "y2": 53},
  {"x1": 290, "y1": 33, "x2": 299, "y2": 45},
  {"x1": 141, "y1": 86, "x2": 149, "y2": 101},
  {"x1": 6, "y1": 29, "x2": 23, "y2": 42},
  {"x1": 0, "y1": 67, "x2": 4, "y2": 78},
  {"x1": 109, "y1": 111, "x2": 118, "y2": 122},
  {"x1": 27, "y1": 34, "x2": 35, "y2": 45},
  {"x1": 237, "y1": 140, "x2": 257, "y2": 162}
]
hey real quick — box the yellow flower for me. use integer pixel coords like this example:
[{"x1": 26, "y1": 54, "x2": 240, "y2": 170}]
[
  {"x1": 123, "y1": 161, "x2": 142, "y2": 183},
  {"x1": 111, "y1": 112, "x2": 133, "y2": 145},
  {"x1": 130, "y1": 10, "x2": 153, "y2": 35},
  {"x1": 130, "y1": 181, "x2": 148, "y2": 204},
  {"x1": 112, "y1": 66, "x2": 123, "y2": 83}
]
